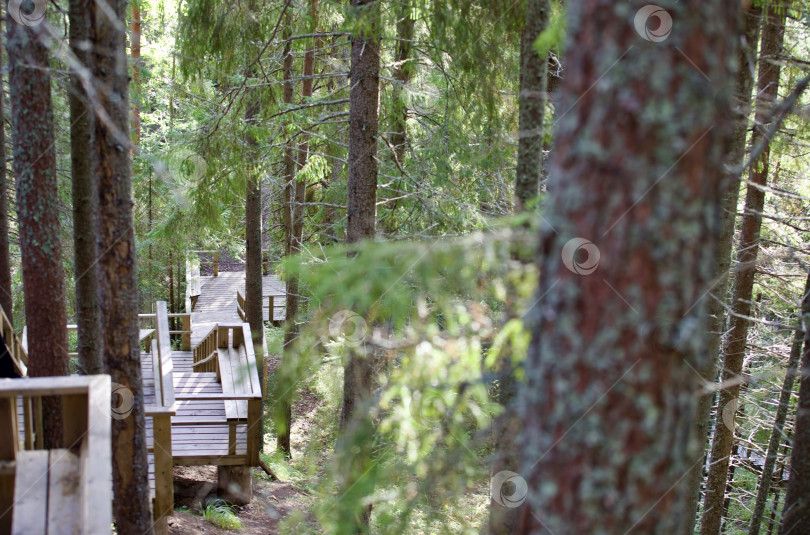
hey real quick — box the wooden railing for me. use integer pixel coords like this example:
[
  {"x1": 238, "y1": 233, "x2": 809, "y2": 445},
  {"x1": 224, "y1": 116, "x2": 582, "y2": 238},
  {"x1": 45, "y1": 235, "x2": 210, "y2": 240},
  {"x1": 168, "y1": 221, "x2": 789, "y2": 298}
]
[
  {"x1": 192, "y1": 326, "x2": 220, "y2": 374},
  {"x1": 144, "y1": 302, "x2": 177, "y2": 535},
  {"x1": 188, "y1": 322, "x2": 261, "y2": 466},
  {"x1": 138, "y1": 311, "x2": 192, "y2": 351},
  {"x1": 0, "y1": 375, "x2": 113, "y2": 534},
  {"x1": 236, "y1": 289, "x2": 280, "y2": 324},
  {"x1": 0, "y1": 306, "x2": 27, "y2": 377}
]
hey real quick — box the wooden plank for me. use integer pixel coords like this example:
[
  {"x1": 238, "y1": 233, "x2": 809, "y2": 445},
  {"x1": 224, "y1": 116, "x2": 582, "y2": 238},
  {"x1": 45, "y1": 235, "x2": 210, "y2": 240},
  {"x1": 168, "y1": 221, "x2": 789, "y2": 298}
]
[
  {"x1": 0, "y1": 377, "x2": 99, "y2": 397},
  {"x1": 12, "y1": 450, "x2": 49, "y2": 535},
  {"x1": 229, "y1": 347, "x2": 248, "y2": 419},
  {"x1": 82, "y1": 375, "x2": 112, "y2": 535},
  {"x1": 0, "y1": 397, "x2": 17, "y2": 534},
  {"x1": 156, "y1": 302, "x2": 176, "y2": 408},
  {"x1": 242, "y1": 324, "x2": 262, "y2": 396},
  {"x1": 217, "y1": 349, "x2": 240, "y2": 420},
  {"x1": 46, "y1": 449, "x2": 81, "y2": 535},
  {"x1": 61, "y1": 394, "x2": 88, "y2": 450},
  {"x1": 153, "y1": 414, "x2": 173, "y2": 532}
]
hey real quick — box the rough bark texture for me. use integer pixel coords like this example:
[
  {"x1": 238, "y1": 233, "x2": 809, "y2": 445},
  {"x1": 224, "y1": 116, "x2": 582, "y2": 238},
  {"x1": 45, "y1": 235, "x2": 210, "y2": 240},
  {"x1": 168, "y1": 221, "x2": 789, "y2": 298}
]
[
  {"x1": 683, "y1": 7, "x2": 762, "y2": 531},
  {"x1": 701, "y1": 8, "x2": 786, "y2": 534},
  {"x1": 749, "y1": 275, "x2": 809, "y2": 534},
  {"x1": 341, "y1": 0, "x2": 381, "y2": 431},
  {"x1": 0, "y1": 44, "x2": 12, "y2": 324},
  {"x1": 514, "y1": 0, "x2": 550, "y2": 212},
  {"x1": 781, "y1": 300, "x2": 810, "y2": 530},
  {"x1": 490, "y1": 3, "x2": 550, "y2": 533},
  {"x1": 131, "y1": 0, "x2": 141, "y2": 147},
  {"x1": 279, "y1": 0, "x2": 318, "y2": 456},
  {"x1": 90, "y1": 0, "x2": 153, "y2": 531},
  {"x1": 70, "y1": 0, "x2": 103, "y2": 375},
  {"x1": 7, "y1": 0, "x2": 70, "y2": 448},
  {"x1": 513, "y1": 1, "x2": 738, "y2": 533},
  {"x1": 382, "y1": 0, "x2": 414, "y2": 234}
]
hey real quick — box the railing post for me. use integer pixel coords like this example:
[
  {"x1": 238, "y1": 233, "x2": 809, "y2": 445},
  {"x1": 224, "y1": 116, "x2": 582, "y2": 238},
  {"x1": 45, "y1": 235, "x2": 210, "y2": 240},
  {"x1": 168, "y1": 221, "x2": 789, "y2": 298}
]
[
  {"x1": 0, "y1": 396, "x2": 17, "y2": 535},
  {"x1": 153, "y1": 413, "x2": 173, "y2": 535},
  {"x1": 268, "y1": 295, "x2": 274, "y2": 323},
  {"x1": 181, "y1": 315, "x2": 191, "y2": 351},
  {"x1": 213, "y1": 251, "x2": 219, "y2": 277},
  {"x1": 247, "y1": 399, "x2": 261, "y2": 466}
]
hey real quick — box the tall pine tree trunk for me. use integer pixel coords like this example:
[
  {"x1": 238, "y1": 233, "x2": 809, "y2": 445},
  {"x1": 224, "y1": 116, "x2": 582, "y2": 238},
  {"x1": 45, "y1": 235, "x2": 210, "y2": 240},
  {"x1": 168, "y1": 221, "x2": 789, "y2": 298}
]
[
  {"x1": 131, "y1": 0, "x2": 142, "y2": 148},
  {"x1": 341, "y1": 0, "x2": 381, "y2": 428},
  {"x1": 749, "y1": 275, "x2": 808, "y2": 534},
  {"x1": 514, "y1": 0, "x2": 549, "y2": 212},
  {"x1": 490, "y1": 2, "x2": 550, "y2": 533},
  {"x1": 0, "y1": 43, "x2": 12, "y2": 323},
  {"x1": 70, "y1": 0, "x2": 103, "y2": 375},
  {"x1": 90, "y1": 0, "x2": 153, "y2": 530},
  {"x1": 279, "y1": 0, "x2": 319, "y2": 457},
  {"x1": 683, "y1": 6, "x2": 762, "y2": 531},
  {"x1": 513, "y1": 0, "x2": 739, "y2": 532},
  {"x1": 701, "y1": 8, "x2": 786, "y2": 534},
  {"x1": 7, "y1": 0, "x2": 70, "y2": 448},
  {"x1": 781, "y1": 292, "x2": 810, "y2": 528}
]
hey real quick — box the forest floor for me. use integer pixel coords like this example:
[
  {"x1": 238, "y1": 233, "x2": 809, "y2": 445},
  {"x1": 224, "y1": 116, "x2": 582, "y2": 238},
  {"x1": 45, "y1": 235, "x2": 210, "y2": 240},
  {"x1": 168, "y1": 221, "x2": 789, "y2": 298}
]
[
  {"x1": 168, "y1": 466, "x2": 308, "y2": 534},
  {"x1": 167, "y1": 351, "x2": 323, "y2": 534}
]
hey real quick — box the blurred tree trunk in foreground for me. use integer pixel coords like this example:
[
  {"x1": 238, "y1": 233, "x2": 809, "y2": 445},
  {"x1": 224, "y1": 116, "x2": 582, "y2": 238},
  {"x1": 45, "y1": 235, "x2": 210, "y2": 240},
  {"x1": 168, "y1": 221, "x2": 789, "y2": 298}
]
[{"x1": 513, "y1": 1, "x2": 739, "y2": 532}]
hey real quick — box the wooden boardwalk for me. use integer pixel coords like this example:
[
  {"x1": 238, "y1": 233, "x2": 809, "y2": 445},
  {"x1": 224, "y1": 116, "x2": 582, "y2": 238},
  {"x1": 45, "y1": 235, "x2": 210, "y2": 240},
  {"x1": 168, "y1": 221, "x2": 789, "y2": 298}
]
[{"x1": 191, "y1": 272, "x2": 286, "y2": 346}]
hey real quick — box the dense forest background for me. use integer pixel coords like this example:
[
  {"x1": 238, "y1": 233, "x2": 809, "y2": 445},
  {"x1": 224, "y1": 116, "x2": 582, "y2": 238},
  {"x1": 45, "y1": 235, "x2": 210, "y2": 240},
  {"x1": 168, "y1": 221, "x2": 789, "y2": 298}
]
[{"x1": 2, "y1": 0, "x2": 810, "y2": 533}]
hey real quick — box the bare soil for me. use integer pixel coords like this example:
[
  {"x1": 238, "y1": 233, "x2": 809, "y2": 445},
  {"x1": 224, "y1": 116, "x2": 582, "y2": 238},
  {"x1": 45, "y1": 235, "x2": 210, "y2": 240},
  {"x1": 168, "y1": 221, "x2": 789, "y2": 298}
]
[{"x1": 168, "y1": 466, "x2": 308, "y2": 534}]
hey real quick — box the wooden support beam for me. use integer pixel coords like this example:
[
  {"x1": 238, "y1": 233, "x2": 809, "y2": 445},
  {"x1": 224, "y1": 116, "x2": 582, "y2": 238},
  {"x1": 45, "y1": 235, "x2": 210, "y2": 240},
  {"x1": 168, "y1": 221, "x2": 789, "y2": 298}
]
[{"x1": 153, "y1": 414, "x2": 173, "y2": 534}]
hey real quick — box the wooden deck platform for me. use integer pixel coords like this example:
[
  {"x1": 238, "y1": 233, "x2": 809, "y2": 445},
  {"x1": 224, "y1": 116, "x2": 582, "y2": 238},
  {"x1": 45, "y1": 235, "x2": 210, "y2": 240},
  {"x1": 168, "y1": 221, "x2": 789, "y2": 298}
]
[
  {"x1": 191, "y1": 273, "x2": 286, "y2": 346},
  {"x1": 141, "y1": 350, "x2": 249, "y2": 465}
]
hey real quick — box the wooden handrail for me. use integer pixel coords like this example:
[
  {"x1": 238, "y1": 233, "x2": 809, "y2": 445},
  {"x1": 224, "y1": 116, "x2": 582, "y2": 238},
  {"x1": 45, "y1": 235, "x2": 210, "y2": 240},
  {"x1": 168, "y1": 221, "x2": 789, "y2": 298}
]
[
  {"x1": 0, "y1": 375, "x2": 113, "y2": 535},
  {"x1": 192, "y1": 326, "x2": 219, "y2": 374},
  {"x1": 155, "y1": 303, "x2": 176, "y2": 408}
]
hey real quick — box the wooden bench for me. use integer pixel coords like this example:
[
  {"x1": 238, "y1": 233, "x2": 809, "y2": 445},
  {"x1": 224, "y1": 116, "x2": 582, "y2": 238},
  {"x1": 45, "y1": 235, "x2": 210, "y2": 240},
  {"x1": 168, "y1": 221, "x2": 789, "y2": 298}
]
[
  {"x1": 190, "y1": 323, "x2": 261, "y2": 465},
  {"x1": 0, "y1": 375, "x2": 112, "y2": 535}
]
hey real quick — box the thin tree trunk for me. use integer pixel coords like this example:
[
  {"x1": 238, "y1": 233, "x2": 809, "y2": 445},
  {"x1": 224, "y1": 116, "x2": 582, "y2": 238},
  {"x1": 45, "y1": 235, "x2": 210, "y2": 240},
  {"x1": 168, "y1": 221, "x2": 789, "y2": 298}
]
[
  {"x1": 684, "y1": 7, "x2": 762, "y2": 531},
  {"x1": 513, "y1": 0, "x2": 739, "y2": 531},
  {"x1": 7, "y1": 0, "x2": 70, "y2": 448},
  {"x1": 0, "y1": 43, "x2": 13, "y2": 324},
  {"x1": 90, "y1": 0, "x2": 153, "y2": 530},
  {"x1": 490, "y1": 3, "x2": 549, "y2": 534},
  {"x1": 341, "y1": 0, "x2": 381, "y2": 428},
  {"x1": 514, "y1": 0, "x2": 549, "y2": 212},
  {"x1": 749, "y1": 275, "x2": 809, "y2": 534},
  {"x1": 279, "y1": 0, "x2": 319, "y2": 457},
  {"x1": 780, "y1": 302, "x2": 810, "y2": 530},
  {"x1": 701, "y1": 8, "x2": 786, "y2": 534},
  {"x1": 131, "y1": 0, "x2": 142, "y2": 148},
  {"x1": 382, "y1": 0, "x2": 414, "y2": 234},
  {"x1": 70, "y1": 0, "x2": 103, "y2": 375}
]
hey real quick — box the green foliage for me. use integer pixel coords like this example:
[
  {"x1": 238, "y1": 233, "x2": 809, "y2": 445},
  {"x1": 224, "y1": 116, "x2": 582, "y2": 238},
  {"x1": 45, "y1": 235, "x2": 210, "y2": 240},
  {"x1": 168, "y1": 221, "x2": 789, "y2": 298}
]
[{"x1": 270, "y1": 223, "x2": 537, "y2": 533}]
